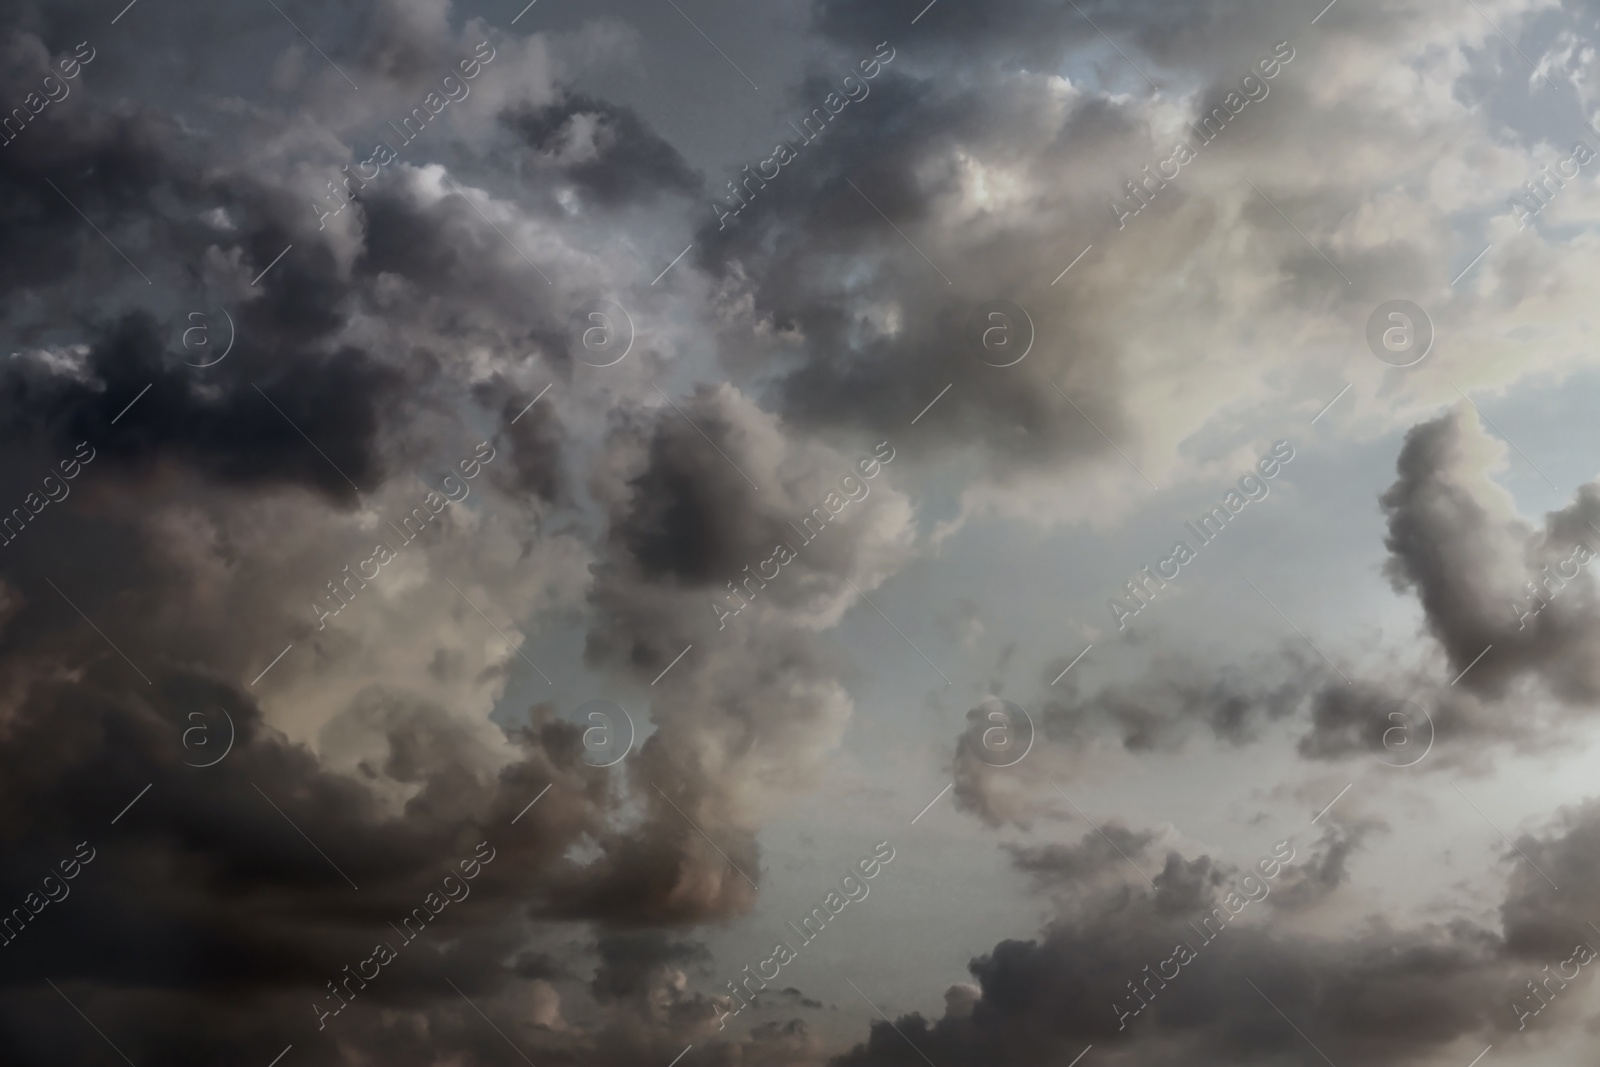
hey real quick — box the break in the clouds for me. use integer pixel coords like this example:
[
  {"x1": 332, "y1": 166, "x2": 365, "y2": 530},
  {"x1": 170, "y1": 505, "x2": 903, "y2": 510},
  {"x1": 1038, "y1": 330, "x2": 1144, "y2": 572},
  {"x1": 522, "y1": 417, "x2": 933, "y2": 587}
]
[{"x1": 6, "y1": 0, "x2": 1600, "y2": 1064}]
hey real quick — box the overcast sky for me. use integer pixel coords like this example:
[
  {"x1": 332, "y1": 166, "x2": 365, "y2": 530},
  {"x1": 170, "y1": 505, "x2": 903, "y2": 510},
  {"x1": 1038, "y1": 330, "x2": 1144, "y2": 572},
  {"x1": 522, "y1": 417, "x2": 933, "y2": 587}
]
[{"x1": 9, "y1": 0, "x2": 1600, "y2": 1065}]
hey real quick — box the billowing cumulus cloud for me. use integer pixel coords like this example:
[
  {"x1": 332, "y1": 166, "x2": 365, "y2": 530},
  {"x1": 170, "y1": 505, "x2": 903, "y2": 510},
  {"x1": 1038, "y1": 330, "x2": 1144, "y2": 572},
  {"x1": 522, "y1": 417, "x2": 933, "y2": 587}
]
[
  {"x1": 5, "y1": 0, "x2": 1600, "y2": 1062},
  {"x1": 828, "y1": 803, "x2": 1600, "y2": 1067}
]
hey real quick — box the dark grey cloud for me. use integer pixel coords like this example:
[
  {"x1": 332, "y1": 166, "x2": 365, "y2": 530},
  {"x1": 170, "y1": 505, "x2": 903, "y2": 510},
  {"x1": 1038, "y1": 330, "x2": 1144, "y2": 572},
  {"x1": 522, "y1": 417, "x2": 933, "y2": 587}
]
[
  {"x1": 951, "y1": 655, "x2": 1321, "y2": 828},
  {"x1": 1044, "y1": 656, "x2": 1314, "y2": 751},
  {"x1": 1297, "y1": 408, "x2": 1600, "y2": 761},
  {"x1": 505, "y1": 92, "x2": 702, "y2": 207},
  {"x1": 0, "y1": 308, "x2": 397, "y2": 504},
  {"x1": 591, "y1": 930, "x2": 712, "y2": 1003},
  {"x1": 947, "y1": 407, "x2": 1600, "y2": 787},
  {"x1": 0, "y1": 0, "x2": 773, "y2": 1058},
  {"x1": 579, "y1": 385, "x2": 915, "y2": 935},
  {"x1": 0, "y1": 0, "x2": 1595, "y2": 1064},
  {"x1": 689, "y1": 64, "x2": 1146, "y2": 475},
  {"x1": 0, "y1": 661, "x2": 581, "y2": 1061},
  {"x1": 489, "y1": 382, "x2": 569, "y2": 503},
  {"x1": 0, "y1": 632, "x2": 803, "y2": 1064},
  {"x1": 826, "y1": 810, "x2": 1600, "y2": 1067}
]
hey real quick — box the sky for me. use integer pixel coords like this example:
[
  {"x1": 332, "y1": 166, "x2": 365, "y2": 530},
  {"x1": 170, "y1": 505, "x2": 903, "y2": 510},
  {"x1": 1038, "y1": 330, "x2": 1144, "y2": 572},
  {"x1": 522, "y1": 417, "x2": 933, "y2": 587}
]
[{"x1": 9, "y1": 0, "x2": 1600, "y2": 1065}]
